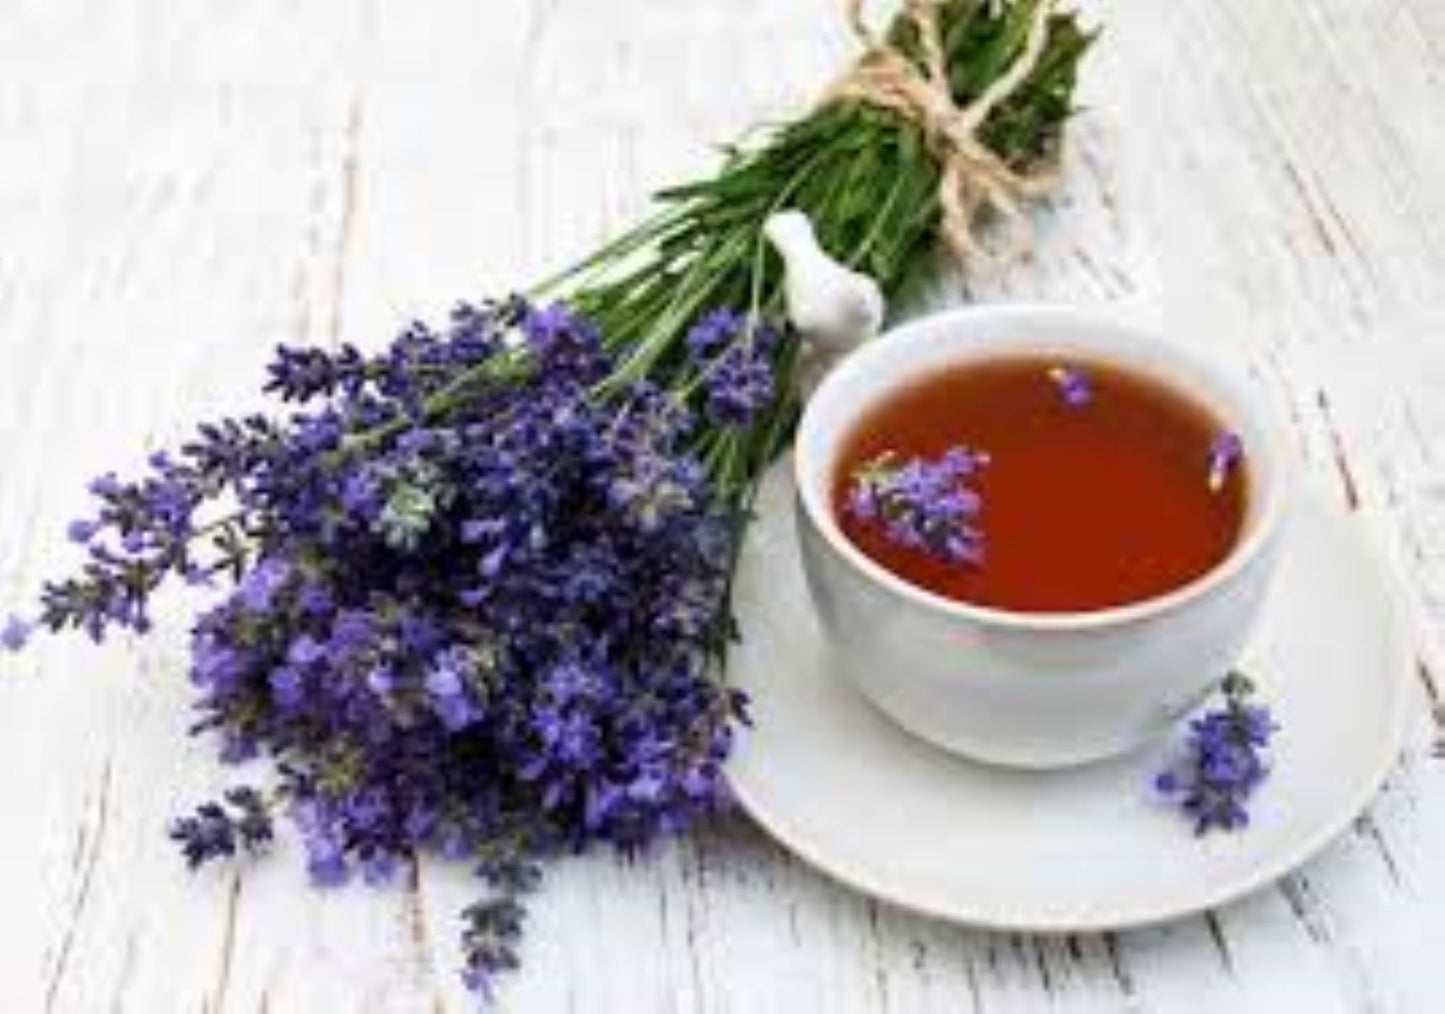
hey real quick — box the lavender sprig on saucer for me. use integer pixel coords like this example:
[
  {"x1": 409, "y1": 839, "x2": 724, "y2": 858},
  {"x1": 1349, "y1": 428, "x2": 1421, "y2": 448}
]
[
  {"x1": 1155, "y1": 672, "x2": 1277, "y2": 834},
  {"x1": 846, "y1": 447, "x2": 988, "y2": 564}
]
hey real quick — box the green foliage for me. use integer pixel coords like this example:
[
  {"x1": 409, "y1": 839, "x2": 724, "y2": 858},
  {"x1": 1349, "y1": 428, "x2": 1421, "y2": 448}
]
[{"x1": 539, "y1": 0, "x2": 1093, "y2": 498}]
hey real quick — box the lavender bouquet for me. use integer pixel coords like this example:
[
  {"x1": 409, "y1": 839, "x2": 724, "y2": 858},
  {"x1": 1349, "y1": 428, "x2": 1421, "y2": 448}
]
[{"x1": 4, "y1": 0, "x2": 1089, "y2": 997}]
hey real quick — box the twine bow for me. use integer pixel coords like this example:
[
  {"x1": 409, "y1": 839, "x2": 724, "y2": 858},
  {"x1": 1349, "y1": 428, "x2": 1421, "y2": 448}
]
[{"x1": 829, "y1": 0, "x2": 1058, "y2": 264}]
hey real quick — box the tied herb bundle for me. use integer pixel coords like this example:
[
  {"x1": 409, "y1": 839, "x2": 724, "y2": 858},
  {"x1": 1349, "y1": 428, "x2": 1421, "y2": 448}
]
[{"x1": 3, "y1": 0, "x2": 1090, "y2": 998}]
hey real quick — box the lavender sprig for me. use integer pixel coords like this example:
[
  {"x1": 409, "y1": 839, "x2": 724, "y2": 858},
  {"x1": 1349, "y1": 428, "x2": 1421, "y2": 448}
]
[
  {"x1": 685, "y1": 309, "x2": 780, "y2": 428},
  {"x1": 846, "y1": 447, "x2": 988, "y2": 564},
  {"x1": 169, "y1": 787, "x2": 275, "y2": 869},
  {"x1": 1155, "y1": 672, "x2": 1277, "y2": 835}
]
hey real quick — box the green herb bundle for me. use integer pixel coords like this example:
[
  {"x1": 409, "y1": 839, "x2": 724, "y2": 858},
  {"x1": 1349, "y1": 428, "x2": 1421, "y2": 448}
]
[{"x1": 543, "y1": 0, "x2": 1092, "y2": 494}]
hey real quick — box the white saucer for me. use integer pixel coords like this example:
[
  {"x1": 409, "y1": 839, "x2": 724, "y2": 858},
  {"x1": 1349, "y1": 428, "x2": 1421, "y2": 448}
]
[{"x1": 726, "y1": 464, "x2": 1414, "y2": 931}]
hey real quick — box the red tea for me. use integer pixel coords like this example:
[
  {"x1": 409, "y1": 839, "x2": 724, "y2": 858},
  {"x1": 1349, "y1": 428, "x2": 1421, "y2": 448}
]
[{"x1": 832, "y1": 356, "x2": 1247, "y2": 613}]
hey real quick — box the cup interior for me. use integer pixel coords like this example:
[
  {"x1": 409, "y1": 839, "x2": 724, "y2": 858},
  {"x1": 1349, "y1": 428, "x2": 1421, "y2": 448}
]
[{"x1": 794, "y1": 305, "x2": 1288, "y2": 629}]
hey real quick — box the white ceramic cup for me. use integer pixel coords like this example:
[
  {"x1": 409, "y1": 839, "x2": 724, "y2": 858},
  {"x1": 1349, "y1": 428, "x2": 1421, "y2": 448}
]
[{"x1": 794, "y1": 305, "x2": 1289, "y2": 768}]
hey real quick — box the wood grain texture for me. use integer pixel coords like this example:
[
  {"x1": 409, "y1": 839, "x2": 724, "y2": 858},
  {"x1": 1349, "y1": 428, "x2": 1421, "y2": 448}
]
[{"x1": 0, "y1": 0, "x2": 1442, "y2": 1010}]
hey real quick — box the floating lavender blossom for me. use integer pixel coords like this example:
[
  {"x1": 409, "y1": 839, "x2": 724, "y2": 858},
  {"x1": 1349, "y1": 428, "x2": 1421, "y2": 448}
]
[
  {"x1": 1207, "y1": 432, "x2": 1244, "y2": 492},
  {"x1": 1155, "y1": 672, "x2": 1276, "y2": 834},
  {"x1": 1047, "y1": 364, "x2": 1092, "y2": 407},
  {"x1": 846, "y1": 447, "x2": 988, "y2": 564}
]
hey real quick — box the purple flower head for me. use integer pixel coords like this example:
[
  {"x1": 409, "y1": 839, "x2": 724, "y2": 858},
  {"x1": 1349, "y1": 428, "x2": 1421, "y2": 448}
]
[
  {"x1": 288, "y1": 800, "x2": 350, "y2": 886},
  {"x1": 328, "y1": 610, "x2": 375, "y2": 661},
  {"x1": 287, "y1": 635, "x2": 326, "y2": 668},
  {"x1": 265, "y1": 343, "x2": 368, "y2": 403},
  {"x1": 67, "y1": 519, "x2": 100, "y2": 544},
  {"x1": 191, "y1": 635, "x2": 245, "y2": 691},
  {"x1": 685, "y1": 308, "x2": 746, "y2": 358},
  {"x1": 461, "y1": 517, "x2": 506, "y2": 545},
  {"x1": 169, "y1": 802, "x2": 235, "y2": 868},
  {"x1": 305, "y1": 834, "x2": 349, "y2": 886},
  {"x1": 1, "y1": 615, "x2": 34, "y2": 652},
  {"x1": 223, "y1": 787, "x2": 274, "y2": 851},
  {"x1": 396, "y1": 428, "x2": 441, "y2": 457},
  {"x1": 297, "y1": 582, "x2": 335, "y2": 618},
  {"x1": 544, "y1": 659, "x2": 600, "y2": 704},
  {"x1": 535, "y1": 704, "x2": 601, "y2": 770},
  {"x1": 845, "y1": 446, "x2": 988, "y2": 564},
  {"x1": 219, "y1": 733, "x2": 259, "y2": 765},
  {"x1": 169, "y1": 788, "x2": 272, "y2": 869},
  {"x1": 608, "y1": 456, "x2": 704, "y2": 533},
  {"x1": 521, "y1": 303, "x2": 598, "y2": 356},
  {"x1": 1207, "y1": 432, "x2": 1244, "y2": 492},
  {"x1": 1047, "y1": 365, "x2": 1092, "y2": 407},
  {"x1": 425, "y1": 661, "x2": 463, "y2": 699},
  {"x1": 340, "y1": 468, "x2": 383, "y2": 518},
  {"x1": 362, "y1": 853, "x2": 398, "y2": 886},
  {"x1": 703, "y1": 346, "x2": 774, "y2": 427},
  {"x1": 365, "y1": 665, "x2": 395, "y2": 696},
  {"x1": 685, "y1": 309, "x2": 781, "y2": 428},
  {"x1": 237, "y1": 558, "x2": 291, "y2": 613},
  {"x1": 461, "y1": 898, "x2": 526, "y2": 998},
  {"x1": 426, "y1": 648, "x2": 483, "y2": 731},
  {"x1": 1155, "y1": 672, "x2": 1276, "y2": 835},
  {"x1": 87, "y1": 472, "x2": 123, "y2": 498},
  {"x1": 269, "y1": 666, "x2": 306, "y2": 710}
]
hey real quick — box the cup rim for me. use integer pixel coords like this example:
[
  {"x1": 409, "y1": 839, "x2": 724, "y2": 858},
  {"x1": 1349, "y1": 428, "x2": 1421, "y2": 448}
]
[{"x1": 793, "y1": 304, "x2": 1290, "y2": 632}]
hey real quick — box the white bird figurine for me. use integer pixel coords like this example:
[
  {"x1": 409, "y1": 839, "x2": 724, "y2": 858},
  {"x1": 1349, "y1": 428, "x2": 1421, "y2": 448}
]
[{"x1": 763, "y1": 210, "x2": 885, "y2": 390}]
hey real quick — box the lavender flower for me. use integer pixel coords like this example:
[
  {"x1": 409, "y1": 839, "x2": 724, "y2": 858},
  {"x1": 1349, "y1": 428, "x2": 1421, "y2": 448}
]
[
  {"x1": 1047, "y1": 365, "x2": 1092, "y2": 407},
  {"x1": 845, "y1": 447, "x2": 988, "y2": 564},
  {"x1": 686, "y1": 309, "x2": 780, "y2": 427},
  {"x1": 67, "y1": 519, "x2": 100, "y2": 544},
  {"x1": 265, "y1": 344, "x2": 369, "y2": 403},
  {"x1": 1207, "y1": 432, "x2": 1244, "y2": 492},
  {"x1": 1155, "y1": 672, "x2": 1276, "y2": 834},
  {"x1": 685, "y1": 308, "x2": 746, "y2": 358},
  {"x1": 8, "y1": 298, "x2": 763, "y2": 999},
  {"x1": 461, "y1": 898, "x2": 526, "y2": 995},
  {"x1": 169, "y1": 787, "x2": 274, "y2": 868},
  {"x1": 425, "y1": 648, "x2": 484, "y2": 732}
]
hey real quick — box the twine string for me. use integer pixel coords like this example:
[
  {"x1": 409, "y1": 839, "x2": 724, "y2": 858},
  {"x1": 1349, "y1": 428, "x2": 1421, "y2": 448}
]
[{"x1": 829, "y1": 0, "x2": 1058, "y2": 263}]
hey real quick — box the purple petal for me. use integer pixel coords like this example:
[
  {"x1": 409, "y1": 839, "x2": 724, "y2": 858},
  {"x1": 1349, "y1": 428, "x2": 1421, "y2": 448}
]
[
  {"x1": 1207, "y1": 432, "x2": 1244, "y2": 492},
  {"x1": 1047, "y1": 365, "x2": 1092, "y2": 407},
  {"x1": 1, "y1": 615, "x2": 34, "y2": 652}
]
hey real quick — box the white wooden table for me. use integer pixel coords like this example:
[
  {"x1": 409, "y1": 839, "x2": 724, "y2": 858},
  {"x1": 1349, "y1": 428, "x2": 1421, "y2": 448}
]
[{"x1": 1, "y1": 1, "x2": 1443, "y2": 1010}]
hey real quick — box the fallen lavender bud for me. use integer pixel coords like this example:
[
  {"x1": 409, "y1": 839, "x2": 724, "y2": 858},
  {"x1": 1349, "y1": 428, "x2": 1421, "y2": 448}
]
[{"x1": 1155, "y1": 672, "x2": 1277, "y2": 835}]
